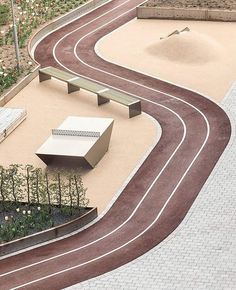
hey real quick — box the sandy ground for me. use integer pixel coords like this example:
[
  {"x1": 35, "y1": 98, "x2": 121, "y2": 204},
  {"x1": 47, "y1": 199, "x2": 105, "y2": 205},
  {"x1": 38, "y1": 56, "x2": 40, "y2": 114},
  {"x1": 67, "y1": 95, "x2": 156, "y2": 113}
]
[
  {"x1": 0, "y1": 77, "x2": 159, "y2": 212},
  {"x1": 96, "y1": 19, "x2": 236, "y2": 102},
  {"x1": 3, "y1": 18, "x2": 235, "y2": 216}
]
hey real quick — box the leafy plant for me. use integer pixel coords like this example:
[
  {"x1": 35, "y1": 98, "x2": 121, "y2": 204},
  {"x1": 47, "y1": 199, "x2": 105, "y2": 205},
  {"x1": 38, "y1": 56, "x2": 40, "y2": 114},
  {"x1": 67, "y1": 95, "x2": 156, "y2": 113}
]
[
  {"x1": 0, "y1": 4, "x2": 10, "y2": 26},
  {"x1": 0, "y1": 65, "x2": 21, "y2": 92},
  {"x1": 0, "y1": 164, "x2": 88, "y2": 209},
  {"x1": 0, "y1": 0, "x2": 89, "y2": 96},
  {"x1": 0, "y1": 164, "x2": 89, "y2": 243}
]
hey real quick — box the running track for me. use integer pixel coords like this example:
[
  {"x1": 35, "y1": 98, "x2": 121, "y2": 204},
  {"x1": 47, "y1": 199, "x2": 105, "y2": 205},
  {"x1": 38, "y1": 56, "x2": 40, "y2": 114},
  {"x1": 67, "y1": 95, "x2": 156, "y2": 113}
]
[{"x1": 0, "y1": 0, "x2": 231, "y2": 289}]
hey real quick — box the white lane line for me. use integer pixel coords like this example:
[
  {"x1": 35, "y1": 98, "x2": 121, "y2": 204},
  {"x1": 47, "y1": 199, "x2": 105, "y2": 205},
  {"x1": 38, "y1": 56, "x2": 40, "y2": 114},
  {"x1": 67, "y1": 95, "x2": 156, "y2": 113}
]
[
  {"x1": 4, "y1": 0, "x2": 208, "y2": 279},
  {"x1": 30, "y1": 0, "x2": 113, "y2": 57},
  {"x1": 0, "y1": 113, "x2": 160, "y2": 262},
  {"x1": 11, "y1": 114, "x2": 209, "y2": 290},
  {"x1": 11, "y1": 111, "x2": 210, "y2": 290},
  {"x1": 51, "y1": 0, "x2": 134, "y2": 60},
  {"x1": 5, "y1": 0, "x2": 210, "y2": 287},
  {"x1": 1, "y1": 99, "x2": 186, "y2": 278}
]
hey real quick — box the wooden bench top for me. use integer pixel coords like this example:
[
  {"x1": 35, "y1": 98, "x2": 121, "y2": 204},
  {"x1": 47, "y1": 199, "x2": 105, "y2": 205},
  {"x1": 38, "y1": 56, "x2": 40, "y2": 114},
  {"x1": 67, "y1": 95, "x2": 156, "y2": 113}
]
[
  {"x1": 69, "y1": 77, "x2": 106, "y2": 93},
  {"x1": 40, "y1": 66, "x2": 75, "y2": 82},
  {"x1": 98, "y1": 89, "x2": 139, "y2": 106}
]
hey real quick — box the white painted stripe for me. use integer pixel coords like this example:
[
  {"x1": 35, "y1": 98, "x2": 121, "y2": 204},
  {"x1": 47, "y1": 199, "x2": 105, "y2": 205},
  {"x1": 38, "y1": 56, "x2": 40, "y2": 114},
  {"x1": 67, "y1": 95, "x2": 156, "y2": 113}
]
[
  {"x1": 3, "y1": 1, "x2": 212, "y2": 288},
  {"x1": 51, "y1": 0, "x2": 134, "y2": 64},
  {"x1": 1, "y1": 98, "x2": 186, "y2": 279},
  {"x1": 0, "y1": 112, "x2": 161, "y2": 261},
  {"x1": 30, "y1": 0, "x2": 113, "y2": 58}
]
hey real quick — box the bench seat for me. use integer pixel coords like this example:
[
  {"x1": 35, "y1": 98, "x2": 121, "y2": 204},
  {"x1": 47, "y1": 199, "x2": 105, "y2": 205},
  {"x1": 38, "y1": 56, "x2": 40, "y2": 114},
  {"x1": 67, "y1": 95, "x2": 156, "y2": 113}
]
[
  {"x1": 97, "y1": 89, "x2": 141, "y2": 118},
  {"x1": 68, "y1": 77, "x2": 107, "y2": 94},
  {"x1": 98, "y1": 89, "x2": 137, "y2": 106},
  {"x1": 39, "y1": 66, "x2": 75, "y2": 83},
  {"x1": 38, "y1": 66, "x2": 141, "y2": 118}
]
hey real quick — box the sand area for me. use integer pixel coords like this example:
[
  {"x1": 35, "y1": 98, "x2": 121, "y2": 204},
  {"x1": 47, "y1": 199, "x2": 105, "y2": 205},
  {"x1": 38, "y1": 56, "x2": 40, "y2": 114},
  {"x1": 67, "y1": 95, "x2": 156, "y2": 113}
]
[
  {"x1": 97, "y1": 19, "x2": 236, "y2": 102},
  {"x1": 2, "y1": 17, "x2": 236, "y2": 214},
  {"x1": 0, "y1": 77, "x2": 159, "y2": 213}
]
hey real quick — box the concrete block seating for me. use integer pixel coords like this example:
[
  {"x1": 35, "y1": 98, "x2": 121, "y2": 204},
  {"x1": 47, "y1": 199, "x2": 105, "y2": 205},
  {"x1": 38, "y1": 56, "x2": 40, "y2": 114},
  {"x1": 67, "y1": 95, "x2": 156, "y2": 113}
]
[
  {"x1": 36, "y1": 116, "x2": 114, "y2": 168},
  {"x1": 0, "y1": 108, "x2": 27, "y2": 143},
  {"x1": 39, "y1": 66, "x2": 142, "y2": 118}
]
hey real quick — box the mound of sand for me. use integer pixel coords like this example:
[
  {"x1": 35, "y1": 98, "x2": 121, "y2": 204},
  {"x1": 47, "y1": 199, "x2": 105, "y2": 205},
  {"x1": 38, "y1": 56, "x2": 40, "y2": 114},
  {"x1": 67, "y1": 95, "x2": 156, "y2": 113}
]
[{"x1": 146, "y1": 30, "x2": 223, "y2": 64}]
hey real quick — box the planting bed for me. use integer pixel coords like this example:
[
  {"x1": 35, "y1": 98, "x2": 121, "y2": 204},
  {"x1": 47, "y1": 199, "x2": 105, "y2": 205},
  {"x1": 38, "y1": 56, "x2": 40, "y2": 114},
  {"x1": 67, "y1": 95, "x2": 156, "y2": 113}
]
[
  {"x1": 0, "y1": 204, "x2": 97, "y2": 256},
  {"x1": 0, "y1": 201, "x2": 90, "y2": 243},
  {"x1": 0, "y1": 0, "x2": 88, "y2": 95}
]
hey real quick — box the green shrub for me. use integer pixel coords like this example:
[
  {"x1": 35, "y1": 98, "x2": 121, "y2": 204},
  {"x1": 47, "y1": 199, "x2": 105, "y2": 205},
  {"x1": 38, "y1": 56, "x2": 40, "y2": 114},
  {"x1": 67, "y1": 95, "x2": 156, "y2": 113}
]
[
  {"x1": 0, "y1": 164, "x2": 89, "y2": 242},
  {"x1": 0, "y1": 4, "x2": 10, "y2": 26},
  {"x1": 0, "y1": 66, "x2": 20, "y2": 93}
]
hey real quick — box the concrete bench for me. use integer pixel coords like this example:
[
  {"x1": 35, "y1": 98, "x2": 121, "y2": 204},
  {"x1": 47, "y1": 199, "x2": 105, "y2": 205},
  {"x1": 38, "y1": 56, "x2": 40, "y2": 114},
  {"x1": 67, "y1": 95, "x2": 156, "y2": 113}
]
[
  {"x1": 39, "y1": 66, "x2": 76, "y2": 93},
  {"x1": 39, "y1": 66, "x2": 106, "y2": 94},
  {"x1": 68, "y1": 79, "x2": 141, "y2": 118},
  {"x1": 39, "y1": 66, "x2": 141, "y2": 118},
  {"x1": 67, "y1": 77, "x2": 107, "y2": 94},
  {"x1": 97, "y1": 89, "x2": 141, "y2": 118}
]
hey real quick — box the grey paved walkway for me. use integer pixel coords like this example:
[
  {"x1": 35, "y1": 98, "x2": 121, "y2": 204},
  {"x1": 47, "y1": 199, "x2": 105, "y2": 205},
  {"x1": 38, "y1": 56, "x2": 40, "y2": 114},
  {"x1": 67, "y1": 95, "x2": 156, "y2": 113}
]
[{"x1": 66, "y1": 83, "x2": 236, "y2": 290}]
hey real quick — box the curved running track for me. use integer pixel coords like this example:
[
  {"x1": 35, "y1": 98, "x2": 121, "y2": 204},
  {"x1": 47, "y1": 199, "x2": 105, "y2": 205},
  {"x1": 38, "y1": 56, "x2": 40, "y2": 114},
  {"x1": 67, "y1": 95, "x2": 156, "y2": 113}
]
[{"x1": 0, "y1": 0, "x2": 231, "y2": 289}]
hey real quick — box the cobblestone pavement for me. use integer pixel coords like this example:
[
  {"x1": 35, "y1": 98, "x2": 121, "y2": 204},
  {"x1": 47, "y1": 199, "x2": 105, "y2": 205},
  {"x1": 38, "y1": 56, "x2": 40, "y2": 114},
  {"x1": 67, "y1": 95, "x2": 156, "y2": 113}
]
[{"x1": 66, "y1": 83, "x2": 236, "y2": 290}]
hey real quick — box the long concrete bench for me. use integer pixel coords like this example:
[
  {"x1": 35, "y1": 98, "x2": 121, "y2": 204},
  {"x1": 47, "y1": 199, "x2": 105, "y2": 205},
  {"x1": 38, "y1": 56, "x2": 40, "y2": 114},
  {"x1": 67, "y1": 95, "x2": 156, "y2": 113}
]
[
  {"x1": 39, "y1": 66, "x2": 141, "y2": 118},
  {"x1": 97, "y1": 89, "x2": 141, "y2": 118},
  {"x1": 68, "y1": 76, "x2": 107, "y2": 94},
  {"x1": 39, "y1": 66, "x2": 76, "y2": 87}
]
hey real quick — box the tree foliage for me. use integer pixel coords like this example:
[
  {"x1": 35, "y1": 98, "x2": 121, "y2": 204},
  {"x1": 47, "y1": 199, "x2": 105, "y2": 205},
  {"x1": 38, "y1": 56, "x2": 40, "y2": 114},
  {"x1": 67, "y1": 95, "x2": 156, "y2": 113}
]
[{"x1": 0, "y1": 164, "x2": 89, "y2": 211}]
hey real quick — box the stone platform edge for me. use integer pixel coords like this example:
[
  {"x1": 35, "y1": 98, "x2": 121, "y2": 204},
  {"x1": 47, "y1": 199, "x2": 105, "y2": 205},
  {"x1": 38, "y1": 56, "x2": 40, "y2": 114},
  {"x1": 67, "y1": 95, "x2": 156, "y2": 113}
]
[
  {"x1": 137, "y1": 1, "x2": 236, "y2": 21},
  {"x1": 0, "y1": 207, "x2": 98, "y2": 257}
]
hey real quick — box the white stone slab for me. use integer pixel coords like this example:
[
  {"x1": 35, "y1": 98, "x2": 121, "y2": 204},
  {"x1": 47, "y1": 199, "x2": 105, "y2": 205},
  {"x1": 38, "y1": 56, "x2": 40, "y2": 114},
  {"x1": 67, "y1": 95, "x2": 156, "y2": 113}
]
[{"x1": 0, "y1": 107, "x2": 27, "y2": 143}]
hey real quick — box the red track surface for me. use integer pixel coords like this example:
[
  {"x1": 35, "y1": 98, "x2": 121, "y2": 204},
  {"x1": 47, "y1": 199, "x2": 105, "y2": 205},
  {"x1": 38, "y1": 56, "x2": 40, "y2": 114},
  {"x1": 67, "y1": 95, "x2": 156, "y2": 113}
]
[{"x1": 0, "y1": 1, "x2": 231, "y2": 289}]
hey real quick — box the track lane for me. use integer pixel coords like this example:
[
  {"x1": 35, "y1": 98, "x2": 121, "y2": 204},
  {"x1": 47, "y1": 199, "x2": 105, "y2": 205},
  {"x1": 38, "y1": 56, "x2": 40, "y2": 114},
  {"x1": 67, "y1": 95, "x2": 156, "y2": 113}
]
[{"x1": 0, "y1": 0, "x2": 231, "y2": 289}]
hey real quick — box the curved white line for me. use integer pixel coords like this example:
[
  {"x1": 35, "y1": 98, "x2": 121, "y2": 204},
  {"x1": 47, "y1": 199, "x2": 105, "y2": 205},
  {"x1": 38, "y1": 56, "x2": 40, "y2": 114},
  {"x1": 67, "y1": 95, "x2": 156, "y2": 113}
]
[
  {"x1": 7, "y1": 0, "x2": 209, "y2": 278},
  {"x1": 11, "y1": 121, "x2": 209, "y2": 290},
  {"x1": 5, "y1": 0, "x2": 211, "y2": 287},
  {"x1": 50, "y1": 0, "x2": 134, "y2": 59},
  {"x1": 1, "y1": 97, "x2": 186, "y2": 279}
]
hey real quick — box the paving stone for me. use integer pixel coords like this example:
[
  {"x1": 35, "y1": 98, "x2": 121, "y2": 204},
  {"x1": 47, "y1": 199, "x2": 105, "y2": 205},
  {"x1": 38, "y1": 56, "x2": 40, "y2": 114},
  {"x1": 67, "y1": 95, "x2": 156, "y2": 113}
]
[{"x1": 66, "y1": 83, "x2": 236, "y2": 290}]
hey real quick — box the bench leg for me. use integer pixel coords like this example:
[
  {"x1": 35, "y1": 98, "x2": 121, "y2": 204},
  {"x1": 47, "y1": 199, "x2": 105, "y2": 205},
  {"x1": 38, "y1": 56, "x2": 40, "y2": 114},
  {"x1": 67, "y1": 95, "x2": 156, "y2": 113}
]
[
  {"x1": 68, "y1": 83, "x2": 80, "y2": 94},
  {"x1": 97, "y1": 94, "x2": 110, "y2": 106},
  {"x1": 39, "y1": 71, "x2": 51, "y2": 82},
  {"x1": 129, "y1": 101, "x2": 141, "y2": 118}
]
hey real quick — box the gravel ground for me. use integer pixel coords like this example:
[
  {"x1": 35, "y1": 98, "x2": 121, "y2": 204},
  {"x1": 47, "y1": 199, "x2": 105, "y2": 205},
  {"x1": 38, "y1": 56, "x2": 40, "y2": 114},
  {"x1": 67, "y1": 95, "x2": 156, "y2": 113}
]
[{"x1": 0, "y1": 0, "x2": 88, "y2": 95}]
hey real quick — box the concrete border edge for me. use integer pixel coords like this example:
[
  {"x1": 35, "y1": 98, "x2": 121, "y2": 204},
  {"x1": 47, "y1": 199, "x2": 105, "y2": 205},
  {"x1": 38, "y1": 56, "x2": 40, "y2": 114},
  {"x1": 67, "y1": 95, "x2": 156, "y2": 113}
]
[
  {"x1": 0, "y1": 207, "x2": 98, "y2": 258},
  {"x1": 137, "y1": 1, "x2": 236, "y2": 21}
]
